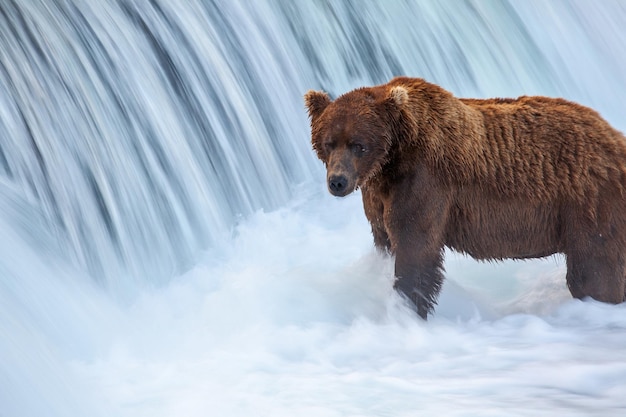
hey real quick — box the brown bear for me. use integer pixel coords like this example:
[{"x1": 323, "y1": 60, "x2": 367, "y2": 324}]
[{"x1": 304, "y1": 76, "x2": 626, "y2": 319}]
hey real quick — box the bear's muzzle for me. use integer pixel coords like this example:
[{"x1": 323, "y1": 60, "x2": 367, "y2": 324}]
[{"x1": 328, "y1": 174, "x2": 351, "y2": 196}]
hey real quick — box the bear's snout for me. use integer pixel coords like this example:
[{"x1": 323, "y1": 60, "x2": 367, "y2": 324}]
[{"x1": 328, "y1": 174, "x2": 351, "y2": 197}]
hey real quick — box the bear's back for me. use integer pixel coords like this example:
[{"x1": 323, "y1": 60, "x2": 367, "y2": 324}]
[{"x1": 453, "y1": 95, "x2": 626, "y2": 202}]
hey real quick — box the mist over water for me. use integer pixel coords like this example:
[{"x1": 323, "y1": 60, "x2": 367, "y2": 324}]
[{"x1": 1, "y1": 1, "x2": 626, "y2": 416}]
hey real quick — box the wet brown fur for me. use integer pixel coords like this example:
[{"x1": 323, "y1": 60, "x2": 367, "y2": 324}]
[{"x1": 305, "y1": 77, "x2": 626, "y2": 319}]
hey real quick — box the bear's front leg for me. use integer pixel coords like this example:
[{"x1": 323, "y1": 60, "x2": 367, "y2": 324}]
[
  {"x1": 394, "y1": 247, "x2": 445, "y2": 319},
  {"x1": 384, "y1": 165, "x2": 451, "y2": 319}
]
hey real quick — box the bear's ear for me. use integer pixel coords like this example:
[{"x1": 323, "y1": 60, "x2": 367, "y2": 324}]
[
  {"x1": 304, "y1": 90, "x2": 331, "y2": 121},
  {"x1": 388, "y1": 86, "x2": 409, "y2": 107}
]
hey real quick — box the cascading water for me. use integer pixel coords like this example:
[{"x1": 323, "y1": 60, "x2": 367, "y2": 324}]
[
  {"x1": 0, "y1": 0, "x2": 318, "y2": 287},
  {"x1": 1, "y1": 1, "x2": 626, "y2": 416}
]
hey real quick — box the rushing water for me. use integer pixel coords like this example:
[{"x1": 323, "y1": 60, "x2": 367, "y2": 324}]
[{"x1": 1, "y1": 1, "x2": 626, "y2": 416}]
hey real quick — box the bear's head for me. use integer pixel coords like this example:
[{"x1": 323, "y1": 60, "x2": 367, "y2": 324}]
[{"x1": 304, "y1": 85, "x2": 409, "y2": 196}]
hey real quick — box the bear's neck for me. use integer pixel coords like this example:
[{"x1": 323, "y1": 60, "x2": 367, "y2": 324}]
[{"x1": 402, "y1": 86, "x2": 485, "y2": 184}]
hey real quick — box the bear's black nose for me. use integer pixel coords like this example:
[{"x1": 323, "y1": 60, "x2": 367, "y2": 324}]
[{"x1": 328, "y1": 175, "x2": 348, "y2": 195}]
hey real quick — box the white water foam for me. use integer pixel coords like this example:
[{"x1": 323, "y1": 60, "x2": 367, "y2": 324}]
[{"x1": 56, "y1": 187, "x2": 626, "y2": 416}]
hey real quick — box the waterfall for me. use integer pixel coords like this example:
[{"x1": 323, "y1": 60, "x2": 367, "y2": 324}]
[
  {"x1": 1, "y1": 1, "x2": 626, "y2": 416},
  {"x1": 0, "y1": 0, "x2": 317, "y2": 286},
  {"x1": 1, "y1": 0, "x2": 625, "y2": 287}
]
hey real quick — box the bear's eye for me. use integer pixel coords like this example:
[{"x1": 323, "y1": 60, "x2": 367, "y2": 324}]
[
  {"x1": 350, "y1": 143, "x2": 366, "y2": 156},
  {"x1": 323, "y1": 141, "x2": 336, "y2": 153}
]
